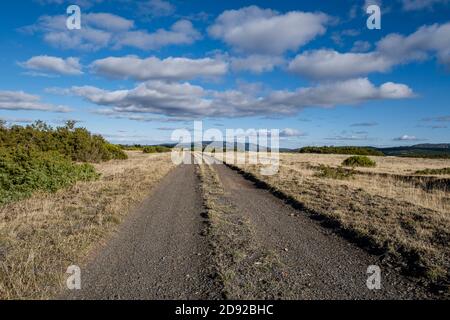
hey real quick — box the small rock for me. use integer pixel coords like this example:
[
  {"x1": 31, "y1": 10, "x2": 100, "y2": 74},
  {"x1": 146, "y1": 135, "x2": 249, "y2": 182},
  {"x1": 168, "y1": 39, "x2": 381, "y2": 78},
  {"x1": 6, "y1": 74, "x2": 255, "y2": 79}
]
[{"x1": 284, "y1": 248, "x2": 289, "y2": 252}]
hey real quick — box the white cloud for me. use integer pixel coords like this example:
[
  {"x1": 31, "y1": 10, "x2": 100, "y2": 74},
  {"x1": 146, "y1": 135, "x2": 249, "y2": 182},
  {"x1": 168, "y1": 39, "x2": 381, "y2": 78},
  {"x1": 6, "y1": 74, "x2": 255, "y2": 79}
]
[
  {"x1": 114, "y1": 20, "x2": 201, "y2": 50},
  {"x1": 60, "y1": 78, "x2": 413, "y2": 119},
  {"x1": 289, "y1": 22, "x2": 450, "y2": 80},
  {"x1": 85, "y1": 13, "x2": 135, "y2": 31},
  {"x1": 22, "y1": 13, "x2": 199, "y2": 51},
  {"x1": 0, "y1": 90, "x2": 70, "y2": 112},
  {"x1": 91, "y1": 55, "x2": 228, "y2": 81},
  {"x1": 280, "y1": 128, "x2": 306, "y2": 137},
  {"x1": 230, "y1": 55, "x2": 285, "y2": 73},
  {"x1": 393, "y1": 134, "x2": 420, "y2": 141},
  {"x1": 376, "y1": 22, "x2": 450, "y2": 67},
  {"x1": 288, "y1": 50, "x2": 392, "y2": 80},
  {"x1": 19, "y1": 55, "x2": 83, "y2": 75},
  {"x1": 208, "y1": 6, "x2": 329, "y2": 55},
  {"x1": 401, "y1": 0, "x2": 449, "y2": 11}
]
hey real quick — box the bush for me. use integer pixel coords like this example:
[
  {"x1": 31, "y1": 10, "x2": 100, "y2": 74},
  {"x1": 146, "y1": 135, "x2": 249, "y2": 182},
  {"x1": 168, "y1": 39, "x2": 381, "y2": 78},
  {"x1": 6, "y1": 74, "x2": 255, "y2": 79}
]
[
  {"x1": 143, "y1": 146, "x2": 171, "y2": 154},
  {"x1": 0, "y1": 121, "x2": 127, "y2": 163},
  {"x1": 299, "y1": 146, "x2": 384, "y2": 156},
  {"x1": 342, "y1": 156, "x2": 376, "y2": 168},
  {"x1": 106, "y1": 144, "x2": 128, "y2": 160},
  {"x1": 315, "y1": 165, "x2": 354, "y2": 180},
  {"x1": 0, "y1": 147, "x2": 99, "y2": 205}
]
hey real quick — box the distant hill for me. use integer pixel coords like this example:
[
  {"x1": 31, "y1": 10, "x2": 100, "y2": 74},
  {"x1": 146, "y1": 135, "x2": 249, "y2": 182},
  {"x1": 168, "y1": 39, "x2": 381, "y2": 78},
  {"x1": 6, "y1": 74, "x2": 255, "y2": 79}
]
[
  {"x1": 122, "y1": 142, "x2": 450, "y2": 159},
  {"x1": 411, "y1": 143, "x2": 450, "y2": 149},
  {"x1": 378, "y1": 144, "x2": 450, "y2": 158}
]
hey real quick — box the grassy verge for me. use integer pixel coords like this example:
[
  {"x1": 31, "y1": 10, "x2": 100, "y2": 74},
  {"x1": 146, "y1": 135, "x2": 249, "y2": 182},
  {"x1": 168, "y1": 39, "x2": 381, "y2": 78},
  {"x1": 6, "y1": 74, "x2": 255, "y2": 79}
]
[
  {"x1": 196, "y1": 160, "x2": 287, "y2": 299},
  {"x1": 222, "y1": 160, "x2": 449, "y2": 296},
  {"x1": 0, "y1": 152, "x2": 175, "y2": 299}
]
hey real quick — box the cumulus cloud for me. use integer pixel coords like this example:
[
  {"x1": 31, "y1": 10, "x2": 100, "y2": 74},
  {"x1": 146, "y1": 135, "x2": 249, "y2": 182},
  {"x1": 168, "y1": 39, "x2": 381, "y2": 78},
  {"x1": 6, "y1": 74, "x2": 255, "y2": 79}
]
[
  {"x1": 289, "y1": 22, "x2": 450, "y2": 80},
  {"x1": 208, "y1": 6, "x2": 329, "y2": 55},
  {"x1": 58, "y1": 78, "x2": 413, "y2": 119},
  {"x1": 0, "y1": 90, "x2": 70, "y2": 112},
  {"x1": 393, "y1": 134, "x2": 420, "y2": 141},
  {"x1": 22, "y1": 13, "x2": 199, "y2": 51},
  {"x1": 289, "y1": 50, "x2": 392, "y2": 80},
  {"x1": 279, "y1": 128, "x2": 306, "y2": 137},
  {"x1": 115, "y1": 20, "x2": 201, "y2": 50},
  {"x1": 91, "y1": 55, "x2": 228, "y2": 81},
  {"x1": 19, "y1": 55, "x2": 83, "y2": 76}
]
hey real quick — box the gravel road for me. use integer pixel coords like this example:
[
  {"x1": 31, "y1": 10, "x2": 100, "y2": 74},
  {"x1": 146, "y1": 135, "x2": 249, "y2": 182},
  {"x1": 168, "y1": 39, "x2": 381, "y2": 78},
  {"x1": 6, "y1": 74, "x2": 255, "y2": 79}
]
[
  {"x1": 63, "y1": 163, "x2": 220, "y2": 300},
  {"x1": 211, "y1": 162, "x2": 430, "y2": 299},
  {"x1": 62, "y1": 158, "x2": 430, "y2": 299}
]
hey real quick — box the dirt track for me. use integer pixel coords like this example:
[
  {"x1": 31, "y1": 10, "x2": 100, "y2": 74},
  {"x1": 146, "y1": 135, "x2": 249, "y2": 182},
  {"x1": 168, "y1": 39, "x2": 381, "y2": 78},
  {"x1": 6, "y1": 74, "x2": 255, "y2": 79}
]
[
  {"x1": 211, "y1": 162, "x2": 429, "y2": 299},
  {"x1": 64, "y1": 163, "x2": 220, "y2": 300},
  {"x1": 63, "y1": 159, "x2": 430, "y2": 299}
]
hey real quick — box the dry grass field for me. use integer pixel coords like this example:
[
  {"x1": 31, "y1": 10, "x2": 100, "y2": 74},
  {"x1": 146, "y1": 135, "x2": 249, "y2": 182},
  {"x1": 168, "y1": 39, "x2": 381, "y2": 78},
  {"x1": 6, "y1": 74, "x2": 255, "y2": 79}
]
[
  {"x1": 0, "y1": 151, "x2": 175, "y2": 299},
  {"x1": 218, "y1": 152, "x2": 450, "y2": 293}
]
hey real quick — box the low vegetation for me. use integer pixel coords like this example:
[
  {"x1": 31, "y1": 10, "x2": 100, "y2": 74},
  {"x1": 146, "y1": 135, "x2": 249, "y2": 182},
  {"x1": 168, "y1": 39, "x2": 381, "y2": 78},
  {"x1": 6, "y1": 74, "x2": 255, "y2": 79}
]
[
  {"x1": 315, "y1": 164, "x2": 354, "y2": 180},
  {"x1": 0, "y1": 120, "x2": 127, "y2": 163},
  {"x1": 0, "y1": 121, "x2": 129, "y2": 205},
  {"x1": 415, "y1": 168, "x2": 450, "y2": 175},
  {"x1": 299, "y1": 146, "x2": 383, "y2": 156},
  {"x1": 143, "y1": 145, "x2": 172, "y2": 154},
  {"x1": 0, "y1": 147, "x2": 98, "y2": 205},
  {"x1": 0, "y1": 152, "x2": 175, "y2": 299},
  {"x1": 342, "y1": 156, "x2": 377, "y2": 168}
]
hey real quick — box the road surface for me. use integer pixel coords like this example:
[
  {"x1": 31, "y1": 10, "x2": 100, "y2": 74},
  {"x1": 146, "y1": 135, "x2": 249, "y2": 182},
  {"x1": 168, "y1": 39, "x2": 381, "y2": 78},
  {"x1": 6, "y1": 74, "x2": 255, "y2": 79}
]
[{"x1": 62, "y1": 160, "x2": 429, "y2": 299}]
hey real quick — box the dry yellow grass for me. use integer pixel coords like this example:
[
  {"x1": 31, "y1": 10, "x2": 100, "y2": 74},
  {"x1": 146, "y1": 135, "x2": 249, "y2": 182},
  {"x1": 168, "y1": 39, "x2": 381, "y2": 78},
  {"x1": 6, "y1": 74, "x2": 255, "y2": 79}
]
[
  {"x1": 0, "y1": 151, "x2": 175, "y2": 300},
  {"x1": 218, "y1": 152, "x2": 450, "y2": 293},
  {"x1": 282, "y1": 153, "x2": 450, "y2": 176}
]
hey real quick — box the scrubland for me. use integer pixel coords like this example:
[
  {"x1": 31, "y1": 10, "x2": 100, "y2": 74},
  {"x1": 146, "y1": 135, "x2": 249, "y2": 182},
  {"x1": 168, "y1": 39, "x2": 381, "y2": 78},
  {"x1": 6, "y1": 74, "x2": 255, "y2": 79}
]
[{"x1": 0, "y1": 152, "x2": 175, "y2": 299}]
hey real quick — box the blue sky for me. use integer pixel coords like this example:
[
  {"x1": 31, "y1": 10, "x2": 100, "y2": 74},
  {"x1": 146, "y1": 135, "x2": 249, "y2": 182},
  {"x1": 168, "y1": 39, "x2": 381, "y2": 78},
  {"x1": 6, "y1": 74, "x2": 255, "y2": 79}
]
[{"x1": 0, "y1": 0, "x2": 449, "y2": 148}]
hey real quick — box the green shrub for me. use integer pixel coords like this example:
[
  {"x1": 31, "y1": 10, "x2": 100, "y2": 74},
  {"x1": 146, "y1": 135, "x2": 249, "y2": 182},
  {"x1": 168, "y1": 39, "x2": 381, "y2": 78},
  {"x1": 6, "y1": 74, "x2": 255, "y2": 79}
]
[
  {"x1": 0, "y1": 147, "x2": 99, "y2": 205},
  {"x1": 315, "y1": 164, "x2": 354, "y2": 180},
  {"x1": 0, "y1": 121, "x2": 127, "y2": 163},
  {"x1": 299, "y1": 146, "x2": 384, "y2": 156},
  {"x1": 415, "y1": 168, "x2": 450, "y2": 175},
  {"x1": 106, "y1": 144, "x2": 128, "y2": 160},
  {"x1": 143, "y1": 146, "x2": 171, "y2": 154},
  {"x1": 342, "y1": 156, "x2": 376, "y2": 167}
]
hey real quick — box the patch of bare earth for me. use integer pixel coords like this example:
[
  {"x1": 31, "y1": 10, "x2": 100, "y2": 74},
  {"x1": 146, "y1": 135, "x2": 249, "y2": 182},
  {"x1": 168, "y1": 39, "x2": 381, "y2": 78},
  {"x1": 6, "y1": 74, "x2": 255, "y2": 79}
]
[
  {"x1": 218, "y1": 153, "x2": 449, "y2": 297},
  {"x1": 0, "y1": 151, "x2": 175, "y2": 299}
]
